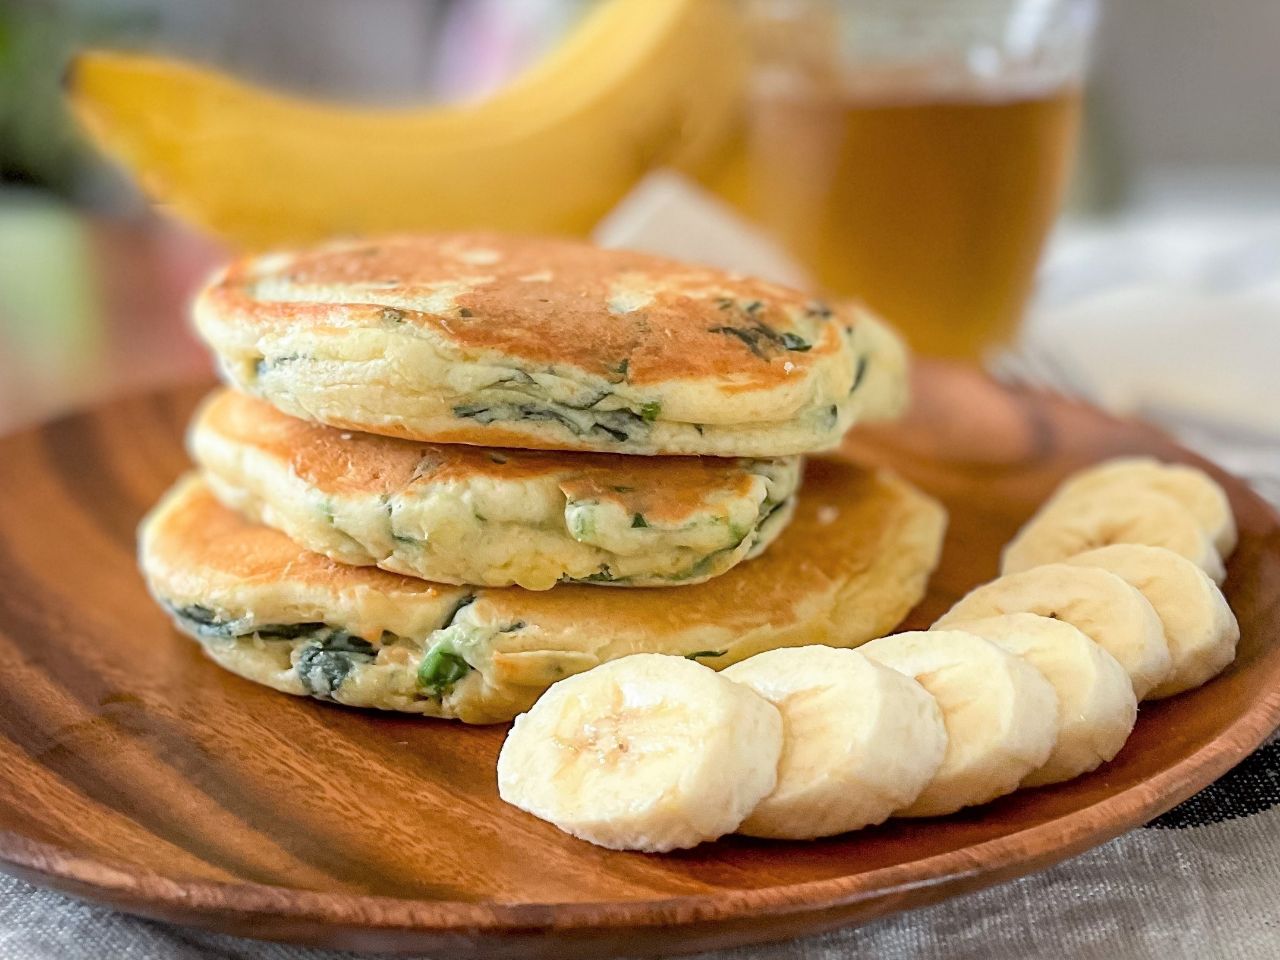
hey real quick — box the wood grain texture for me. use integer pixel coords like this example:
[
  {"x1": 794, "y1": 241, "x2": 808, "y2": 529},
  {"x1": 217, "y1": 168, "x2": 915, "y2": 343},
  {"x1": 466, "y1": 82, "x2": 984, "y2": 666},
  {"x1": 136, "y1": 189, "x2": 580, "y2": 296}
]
[{"x1": 0, "y1": 358, "x2": 1278, "y2": 958}]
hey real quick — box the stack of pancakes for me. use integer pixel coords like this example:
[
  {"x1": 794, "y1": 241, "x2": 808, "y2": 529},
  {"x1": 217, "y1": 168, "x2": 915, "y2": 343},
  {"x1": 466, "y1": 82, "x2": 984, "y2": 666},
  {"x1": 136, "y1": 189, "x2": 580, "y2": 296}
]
[{"x1": 139, "y1": 234, "x2": 947, "y2": 723}]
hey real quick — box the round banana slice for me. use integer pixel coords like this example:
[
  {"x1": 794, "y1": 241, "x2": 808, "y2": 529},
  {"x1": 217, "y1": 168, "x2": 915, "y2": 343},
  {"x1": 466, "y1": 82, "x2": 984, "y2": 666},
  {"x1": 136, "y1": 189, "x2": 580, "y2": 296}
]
[
  {"x1": 722, "y1": 646, "x2": 947, "y2": 839},
  {"x1": 934, "y1": 564, "x2": 1171, "y2": 700},
  {"x1": 1064, "y1": 544, "x2": 1239, "y2": 699},
  {"x1": 1051, "y1": 457, "x2": 1237, "y2": 558},
  {"x1": 858, "y1": 631, "x2": 1058, "y2": 817},
  {"x1": 932, "y1": 613, "x2": 1136, "y2": 787},
  {"x1": 1001, "y1": 487, "x2": 1225, "y2": 585},
  {"x1": 496, "y1": 653, "x2": 782, "y2": 852}
]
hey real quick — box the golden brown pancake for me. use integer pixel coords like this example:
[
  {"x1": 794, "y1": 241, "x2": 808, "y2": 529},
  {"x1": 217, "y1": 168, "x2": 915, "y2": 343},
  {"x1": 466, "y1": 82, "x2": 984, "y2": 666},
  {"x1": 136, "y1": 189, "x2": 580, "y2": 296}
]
[
  {"x1": 139, "y1": 461, "x2": 947, "y2": 723},
  {"x1": 193, "y1": 233, "x2": 909, "y2": 456},
  {"x1": 190, "y1": 389, "x2": 801, "y2": 589}
]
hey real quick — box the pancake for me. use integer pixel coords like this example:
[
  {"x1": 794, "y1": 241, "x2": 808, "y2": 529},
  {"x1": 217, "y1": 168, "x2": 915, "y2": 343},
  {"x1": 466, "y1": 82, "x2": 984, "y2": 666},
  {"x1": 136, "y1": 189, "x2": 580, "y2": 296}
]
[
  {"x1": 190, "y1": 389, "x2": 801, "y2": 590},
  {"x1": 193, "y1": 233, "x2": 908, "y2": 457},
  {"x1": 139, "y1": 461, "x2": 947, "y2": 724}
]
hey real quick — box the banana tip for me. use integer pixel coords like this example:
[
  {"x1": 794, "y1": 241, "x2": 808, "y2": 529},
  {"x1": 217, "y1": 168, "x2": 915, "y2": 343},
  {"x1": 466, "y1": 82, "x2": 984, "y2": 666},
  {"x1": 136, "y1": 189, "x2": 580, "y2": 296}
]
[{"x1": 60, "y1": 52, "x2": 84, "y2": 93}]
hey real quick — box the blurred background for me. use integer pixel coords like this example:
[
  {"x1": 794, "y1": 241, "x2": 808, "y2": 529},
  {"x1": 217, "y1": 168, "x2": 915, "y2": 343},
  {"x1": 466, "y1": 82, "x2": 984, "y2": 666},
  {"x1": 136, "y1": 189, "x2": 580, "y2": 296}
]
[{"x1": 3, "y1": 0, "x2": 1280, "y2": 438}]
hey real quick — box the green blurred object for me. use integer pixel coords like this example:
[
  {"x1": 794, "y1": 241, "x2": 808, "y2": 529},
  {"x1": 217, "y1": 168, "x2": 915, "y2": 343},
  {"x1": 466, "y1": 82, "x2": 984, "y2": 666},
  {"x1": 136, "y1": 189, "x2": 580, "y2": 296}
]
[
  {"x1": 0, "y1": 0, "x2": 153, "y2": 196},
  {"x1": 0, "y1": 196, "x2": 101, "y2": 375}
]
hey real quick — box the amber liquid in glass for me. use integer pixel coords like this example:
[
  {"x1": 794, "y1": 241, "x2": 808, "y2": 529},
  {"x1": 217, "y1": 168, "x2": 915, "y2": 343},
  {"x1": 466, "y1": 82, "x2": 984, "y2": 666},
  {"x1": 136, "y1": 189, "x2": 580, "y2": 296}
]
[{"x1": 745, "y1": 83, "x2": 1083, "y2": 359}]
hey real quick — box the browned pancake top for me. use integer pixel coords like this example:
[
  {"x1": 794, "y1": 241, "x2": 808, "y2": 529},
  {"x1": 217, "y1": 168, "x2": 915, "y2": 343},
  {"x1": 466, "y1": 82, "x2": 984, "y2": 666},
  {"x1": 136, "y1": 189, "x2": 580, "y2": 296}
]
[
  {"x1": 197, "y1": 389, "x2": 779, "y2": 525},
  {"x1": 198, "y1": 233, "x2": 849, "y2": 390}
]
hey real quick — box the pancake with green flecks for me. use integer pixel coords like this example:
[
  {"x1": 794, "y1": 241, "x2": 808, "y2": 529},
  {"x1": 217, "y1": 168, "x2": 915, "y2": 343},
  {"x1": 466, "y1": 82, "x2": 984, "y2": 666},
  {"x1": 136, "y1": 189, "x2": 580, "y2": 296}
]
[
  {"x1": 139, "y1": 460, "x2": 946, "y2": 724},
  {"x1": 193, "y1": 233, "x2": 908, "y2": 457},
  {"x1": 190, "y1": 388, "x2": 800, "y2": 590}
]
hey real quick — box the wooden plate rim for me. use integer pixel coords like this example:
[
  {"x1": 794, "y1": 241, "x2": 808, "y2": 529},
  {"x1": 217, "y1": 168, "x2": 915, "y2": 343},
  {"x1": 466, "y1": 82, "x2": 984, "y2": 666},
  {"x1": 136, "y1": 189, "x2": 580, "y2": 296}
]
[{"x1": 2, "y1": 668, "x2": 1277, "y2": 935}]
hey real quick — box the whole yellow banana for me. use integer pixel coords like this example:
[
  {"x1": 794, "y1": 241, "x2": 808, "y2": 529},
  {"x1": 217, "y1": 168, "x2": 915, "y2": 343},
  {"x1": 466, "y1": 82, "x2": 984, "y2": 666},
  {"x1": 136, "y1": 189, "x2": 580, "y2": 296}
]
[{"x1": 66, "y1": 0, "x2": 746, "y2": 248}]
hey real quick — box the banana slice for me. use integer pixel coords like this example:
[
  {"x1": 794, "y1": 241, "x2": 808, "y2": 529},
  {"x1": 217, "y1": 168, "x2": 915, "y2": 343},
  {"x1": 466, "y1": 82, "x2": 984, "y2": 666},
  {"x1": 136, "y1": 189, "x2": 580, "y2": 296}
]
[
  {"x1": 931, "y1": 614, "x2": 1136, "y2": 786},
  {"x1": 1064, "y1": 545, "x2": 1239, "y2": 699},
  {"x1": 1052, "y1": 457, "x2": 1237, "y2": 558},
  {"x1": 722, "y1": 646, "x2": 947, "y2": 839},
  {"x1": 934, "y1": 564, "x2": 1171, "y2": 699},
  {"x1": 1001, "y1": 487, "x2": 1225, "y2": 585},
  {"x1": 496, "y1": 653, "x2": 781, "y2": 852},
  {"x1": 859, "y1": 631, "x2": 1058, "y2": 817}
]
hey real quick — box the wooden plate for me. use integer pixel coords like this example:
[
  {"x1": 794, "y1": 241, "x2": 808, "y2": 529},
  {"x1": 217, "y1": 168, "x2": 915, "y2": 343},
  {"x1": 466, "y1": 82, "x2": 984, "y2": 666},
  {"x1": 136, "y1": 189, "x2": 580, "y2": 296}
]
[{"x1": 1, "y1": 359, "x2": 1278, "y2": 958}]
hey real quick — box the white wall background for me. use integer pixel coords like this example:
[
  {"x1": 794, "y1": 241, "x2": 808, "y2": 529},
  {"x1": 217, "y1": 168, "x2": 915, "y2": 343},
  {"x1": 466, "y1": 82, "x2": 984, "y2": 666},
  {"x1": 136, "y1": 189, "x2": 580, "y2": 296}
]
[{"x1": 1092, "y1": 0, "x2": 1280, "y2": 170}]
